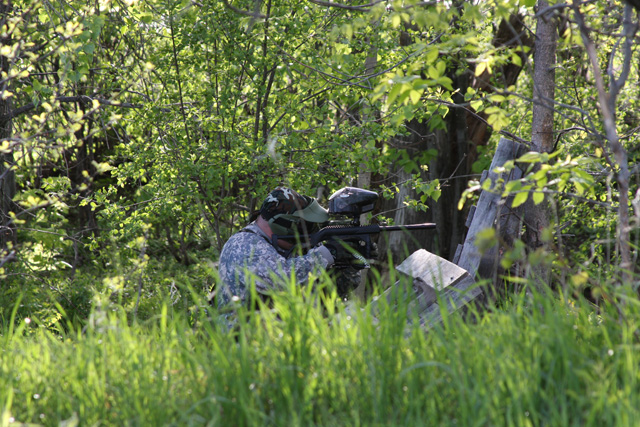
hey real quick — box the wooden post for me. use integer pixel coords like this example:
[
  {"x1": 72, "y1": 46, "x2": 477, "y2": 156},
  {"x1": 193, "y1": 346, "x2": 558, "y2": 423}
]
[
  {"x1": 363, "y1": 138, "x2": 527, "y2": 329},
  {"x1": 418, "y1": 137, "x2": 526, "y2": 327},
  {"x1": 457, "y1": 137, "x2": 526, "y2": 279},
  {"x1": 364, "y1": 249, "x2": 472, "y2": 322},
  {"x1": 396, "y1": 249, "x2": 470, "y2": 306}
]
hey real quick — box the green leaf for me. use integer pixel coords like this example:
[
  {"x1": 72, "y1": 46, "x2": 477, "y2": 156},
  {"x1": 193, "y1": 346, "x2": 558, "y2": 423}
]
[
  {"x1": 140, "y1": 13, "x2": 154, "y2": 24},
  {"x1": 392, "y1": 14, "x2": 402, "y2": 28},
  {"x1": 437, "y1": 77, "x2": 454, "y2": 91},
  {"x1": 504, "y1": 180, "x2": 522, "y2": 194},
  {"x1": 343, "y1": 24, "x2": 353, "y2": 39},
  {"x1": 387, "y1": 83, "x2": 403, "y2": 105},
  {"x1": 571, "y1": 271, "x2": 589, "y2": 287},
  {"x1": 511, "y1": 191, "x2": 528, "y2": 208},
  {"x1": 532, "y1": 191, "x2": 544, "y2": 205},
  {"x1": 481, "y1": 178, "x2": 493, "y2": 191},
  {"x1": 533, "y1": 169, "x2": 547, "y2": 180},
  {"x1": 425, "y1": 47, "x2": 438, "y2": 65},
  {"x1": 409, "y1": 90, "x2": 422, "y2": 105},
  {"x1": 518, "y1": 151, "x2": 545, "y2": 163},
  {"x1": 511, "y1": 52, "x2": 522, "y2": 67},
  {"x1": 470, "y1": 100, "x2": 483, "y2": 111},
  {"x1": 476, "y1": 227, "x2": 497, "y2": 252}
]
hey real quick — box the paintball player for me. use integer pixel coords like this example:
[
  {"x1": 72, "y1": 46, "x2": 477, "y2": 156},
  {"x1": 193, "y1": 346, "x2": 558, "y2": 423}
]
[{"x1": 215, "y1": 187, "x2": 359, "y2": 311}]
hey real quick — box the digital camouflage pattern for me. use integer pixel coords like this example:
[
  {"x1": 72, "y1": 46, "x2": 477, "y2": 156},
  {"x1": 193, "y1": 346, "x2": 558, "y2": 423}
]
[
  {"x1": 259, "y1": 187, "x2": 311, "y2": 220},
  {"x1": 216, "y1": 222, "x2": 330, "y2": 310}
]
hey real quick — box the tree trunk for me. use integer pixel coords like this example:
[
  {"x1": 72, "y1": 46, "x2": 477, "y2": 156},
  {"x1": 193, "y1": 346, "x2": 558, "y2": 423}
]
[
  {"x1": 378, "y1": 118, "x2": 439, "y2": 264},
  {"x1": 531, "y1": 2, "x2": 557, "y2": 154},
  {"x1": 380, "y1": 12, "x2": 532, "y2": 264},
  {"x1": 524, "y1": 0, "x2": 558, "y2": 288}
]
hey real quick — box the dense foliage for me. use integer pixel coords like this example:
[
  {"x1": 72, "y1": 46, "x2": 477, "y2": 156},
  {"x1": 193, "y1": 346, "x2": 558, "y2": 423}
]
[
  {"x1": 1, "y1": 0, "x2": 639, "y2": 423},
  {"x1": 2, "y1": 0, "x2": 636, "y2": 318}
]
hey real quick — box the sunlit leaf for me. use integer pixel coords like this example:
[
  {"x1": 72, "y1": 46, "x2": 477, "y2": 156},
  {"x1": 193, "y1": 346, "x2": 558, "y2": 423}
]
[
  {"x1": 475, "y1": 61, "x2": 487, "y2": 76},
  {"x1": 470, "y1": 100, "x2": 483, "y2": 111},
  {"x1": 511, "y1": 191, "x2": 528, "y2": 208},
  {"x1": 409, "y1": 90, "x2": 422, "y2": 105},
  {"x1": 532, "y1": 191, "x2": 544, "y2": 205}
]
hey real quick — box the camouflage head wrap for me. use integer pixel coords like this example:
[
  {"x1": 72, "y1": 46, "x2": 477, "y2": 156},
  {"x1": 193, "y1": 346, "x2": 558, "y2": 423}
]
[
  {"x1": 259, "y1": 187, "x2": 328, "y2": 235},
  {"x1": 260, "y1": 188, "x2": 307, "y2": 219}
]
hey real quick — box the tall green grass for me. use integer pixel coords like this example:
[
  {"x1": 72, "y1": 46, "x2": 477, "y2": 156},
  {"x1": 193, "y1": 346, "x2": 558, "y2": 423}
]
[{"x1": 1, "y1": 279, "x2": 640, "y2": 426}]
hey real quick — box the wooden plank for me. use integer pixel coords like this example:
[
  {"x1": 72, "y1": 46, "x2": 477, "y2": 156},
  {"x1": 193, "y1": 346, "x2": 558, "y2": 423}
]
[
  {"x1": 365, "y1": 249, "x2": 471, "y2": 316},
  {"x1": 360, "y1": 272, "x2": 479, "y2": 330},
  {"x1": 452, "y1": 243, "x2": 463, "y2": 265},
  {"x1": 419, "y1": 274, "x2": 479, "y2": 329},
  {"x1": 396, "y1": 249, "x2": 468, "y2": 291},
  {"x1": 476, "y1": 194, "x2": 523, "y2": 279},
  {"x1": 456, "y1": 137, "x2": 526, "y2": 279},
  {"x1": 396, "y1": 249, "x2": 470, "y2": 307},
  {"x1": 363, "y1": 276, "x2": 420, "y2": 318},
  {"x1": 465, "y1": 205, "x2": 476, "y2": 228}
]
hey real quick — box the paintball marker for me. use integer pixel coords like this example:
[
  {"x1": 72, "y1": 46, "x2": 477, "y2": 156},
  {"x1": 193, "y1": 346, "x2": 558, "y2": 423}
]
[{"x1": 272, "y1": 187, "x2": 436, "y2": 269}]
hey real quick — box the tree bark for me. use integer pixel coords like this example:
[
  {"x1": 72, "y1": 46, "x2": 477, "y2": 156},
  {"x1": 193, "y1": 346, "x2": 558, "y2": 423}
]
[
  {"x1": 380, "y1": 12, "x2": 532, "y2": 263},
  {"x1": 522, "y1": 0, "x2": 557, "y2": 288},
  {"x1": 531, "y1": 1, "x2": 557, "y2": 154}
]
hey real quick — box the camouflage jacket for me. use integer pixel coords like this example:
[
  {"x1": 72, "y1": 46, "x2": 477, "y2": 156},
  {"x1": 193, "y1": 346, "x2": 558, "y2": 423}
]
[{"x1": 216, "y1": 222, "x2": 330, "y2": 309}]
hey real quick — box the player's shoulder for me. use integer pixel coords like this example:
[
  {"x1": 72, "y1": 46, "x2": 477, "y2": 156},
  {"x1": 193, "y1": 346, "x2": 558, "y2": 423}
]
[{"x1": 222, "y1": 225, "x2": 270, "y2": 254}]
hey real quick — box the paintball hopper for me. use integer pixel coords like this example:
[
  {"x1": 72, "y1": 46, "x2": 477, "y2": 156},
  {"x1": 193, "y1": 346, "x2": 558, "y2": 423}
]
[{"x1": 328, "y1": 187, "x2": 378, "y2": 224}]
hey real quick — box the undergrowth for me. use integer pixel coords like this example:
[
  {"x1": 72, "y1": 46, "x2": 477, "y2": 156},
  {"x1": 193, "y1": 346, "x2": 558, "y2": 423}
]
[{"x1": 1, "y1": 277, "x2": 639, "y2": 426}]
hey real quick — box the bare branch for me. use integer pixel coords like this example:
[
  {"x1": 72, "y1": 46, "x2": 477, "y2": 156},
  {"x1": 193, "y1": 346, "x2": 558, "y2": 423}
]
[
  {"x1": 307, "y1": 0, "x2": 437, "y2": 12},
  {"x1": 0, "y1": 96, "x2": 142, "y2": 125},
  {"x1": 306, "y1": 0, "x2": 385, "y2": 12},
  {"x1": 403, "y1": 2, "x2": 438, "y2": 10},
  {"x1": 608, "y1": 5, "x2": 638, "y2": 110},
  {"x1": 0, "y1": 250, "x2": 16, "y2": 268},
  {"x1": 221, "y1": 0, "x2": 266, "y2": 19},
  {"x1": 572, "y1": 2, "x2": 634, "y2": 277}
]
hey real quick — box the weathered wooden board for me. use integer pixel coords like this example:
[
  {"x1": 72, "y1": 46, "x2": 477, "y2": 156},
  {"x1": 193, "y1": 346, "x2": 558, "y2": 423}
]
[
  {"x1": 362, "y1": 138, "x2": 528, "y2": 329},
  {"x1": 393, "y1": 249, "x2": 479, "y2": 328},
  {"x1": 395, "y1": 249, "x2": 469, "y2": 307},
  {"x1": 418, "y1": 274, "x2": 478, "y2": 329},
  {"x1": 396, "y1": 249, "x2": 468, "y2": 290},
  {"x1": 364, "y1": 249, "x2": 472, "y2": 319},
  {"x1": 457, "y1": 137, "x2": 526, "y2": 279}
]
